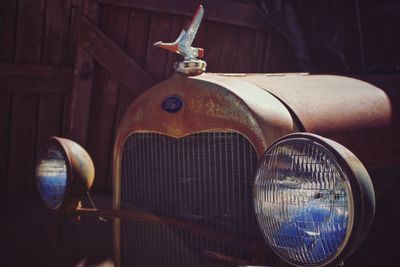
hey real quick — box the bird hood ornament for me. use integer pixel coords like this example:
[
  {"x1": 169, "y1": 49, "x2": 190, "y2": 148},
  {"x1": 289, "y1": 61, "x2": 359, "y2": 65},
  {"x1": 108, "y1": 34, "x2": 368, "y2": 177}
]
[{"x1": 154, "y1": 5, "x2": 206, "y2": 76}]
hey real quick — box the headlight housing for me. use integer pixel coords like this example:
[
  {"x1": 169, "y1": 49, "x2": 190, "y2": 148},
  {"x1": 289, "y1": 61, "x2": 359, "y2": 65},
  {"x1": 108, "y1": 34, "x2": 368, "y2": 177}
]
[
  {"x1": 254, "y1": 133, "x2": 375, "y2": 266},
  {"x1": 36, "y1": 136, "x2": 95, "y2": 210}
]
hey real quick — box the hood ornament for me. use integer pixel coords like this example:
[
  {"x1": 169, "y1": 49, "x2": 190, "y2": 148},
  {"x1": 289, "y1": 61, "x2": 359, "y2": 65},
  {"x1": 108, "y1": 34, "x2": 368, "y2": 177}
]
[{"x1": 154, "y1": 5, "x2": 206, "y2": 76}]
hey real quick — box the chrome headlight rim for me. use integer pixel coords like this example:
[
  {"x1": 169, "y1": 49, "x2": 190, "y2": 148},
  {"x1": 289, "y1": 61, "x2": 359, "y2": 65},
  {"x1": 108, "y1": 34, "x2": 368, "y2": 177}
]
[{"x1": 254, "y1": 132, "x2": 375, "y2": 267}]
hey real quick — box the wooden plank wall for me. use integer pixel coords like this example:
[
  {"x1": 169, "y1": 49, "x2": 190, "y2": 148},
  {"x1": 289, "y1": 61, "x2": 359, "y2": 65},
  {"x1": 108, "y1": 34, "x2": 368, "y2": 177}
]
[
  {"x1": 0, "y1": 0, "x2": 79, "y2": 201},
  {"x1": 297, "y1": 0, "x2": 400, "y2": 72},
  {"x1": 0, "y1": 0, "x2": 300, "y2": 200},
  {"x1": 83, "y1": 2, "x2": 299, "y2": 193}
]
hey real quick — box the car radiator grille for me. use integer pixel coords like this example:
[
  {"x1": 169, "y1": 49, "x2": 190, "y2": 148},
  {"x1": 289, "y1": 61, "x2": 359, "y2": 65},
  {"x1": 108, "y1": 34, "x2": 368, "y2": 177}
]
[{"x1": 120, "y1": 132, "x2": 260, "y2": 267}]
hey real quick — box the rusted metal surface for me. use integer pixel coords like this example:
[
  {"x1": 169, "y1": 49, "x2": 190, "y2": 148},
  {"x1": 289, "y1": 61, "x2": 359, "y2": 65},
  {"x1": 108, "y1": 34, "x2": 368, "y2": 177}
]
[
  {"x1": 112, "y1": 73, "x2": 297, "y2": 205},
  {"x1": 111, "y1": 72, "x2": 398, "y2": 266},
  {"x1": 228, "y1": 73, "x2": 399, "y2": 168},
  {"x1": 74, "y1": 207, "x2": 263, "y2": 252},
  {"x1": 113, "y1": 73, "x2": 296, "y2": 162},
  {"x1": 50, "y1": 136, "x2": 95, "y2": 210},
  {"x1": 236, "y1": 73, "x2": 392, "y2": 132},
  {"x1": 112, "y1": 73, "x2": 296, "y2": 267}
]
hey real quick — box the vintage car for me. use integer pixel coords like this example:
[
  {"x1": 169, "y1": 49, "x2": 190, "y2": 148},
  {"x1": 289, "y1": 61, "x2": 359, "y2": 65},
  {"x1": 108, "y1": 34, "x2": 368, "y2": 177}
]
[{"x1": 35, "y1": 5, "x2": 400, "y2": 267}]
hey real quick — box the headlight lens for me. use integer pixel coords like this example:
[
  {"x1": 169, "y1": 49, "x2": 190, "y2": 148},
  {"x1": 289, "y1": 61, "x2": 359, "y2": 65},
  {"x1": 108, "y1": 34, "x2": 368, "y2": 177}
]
[
  {"x1": 254, "y1": 133, "x2": 374, "y2": 266},
  {"x1": 36, "y1": 136, "x2": 95, "y2": 210},
  {"x1": 36, "y1": 142, "x2": 68, "y2": 210}
]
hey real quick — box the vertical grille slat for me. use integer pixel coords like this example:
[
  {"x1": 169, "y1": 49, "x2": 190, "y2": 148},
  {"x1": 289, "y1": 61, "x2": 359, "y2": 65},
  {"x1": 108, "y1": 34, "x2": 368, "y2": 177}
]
[{"x1": 120, "y1": 132, "x2": 259, "y2": 267}]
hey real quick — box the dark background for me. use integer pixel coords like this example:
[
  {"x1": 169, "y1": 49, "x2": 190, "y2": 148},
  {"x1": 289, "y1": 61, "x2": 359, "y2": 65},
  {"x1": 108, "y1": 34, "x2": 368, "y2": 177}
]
[{"x1": 0, "y1": 0, "x2": 399, "y2": 266}]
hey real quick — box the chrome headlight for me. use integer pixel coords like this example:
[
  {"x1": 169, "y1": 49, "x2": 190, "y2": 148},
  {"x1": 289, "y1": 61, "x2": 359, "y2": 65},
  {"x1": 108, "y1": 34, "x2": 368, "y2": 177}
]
[
  {"x1": 36, "y1": 137, "x2": 95, "y2": 210},
  {"x1": 254, "y1": 133, "x2": 375, "y2": 266}
]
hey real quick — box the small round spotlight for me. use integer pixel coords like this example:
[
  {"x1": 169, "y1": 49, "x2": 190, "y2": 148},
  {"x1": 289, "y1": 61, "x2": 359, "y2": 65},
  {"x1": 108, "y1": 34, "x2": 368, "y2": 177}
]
[
  {"x1": 254, "y1": 133, "x2": 375, "y2": 267},
  {"x1": 36, "y1": 136, "x2": 95, "y2": 210}
]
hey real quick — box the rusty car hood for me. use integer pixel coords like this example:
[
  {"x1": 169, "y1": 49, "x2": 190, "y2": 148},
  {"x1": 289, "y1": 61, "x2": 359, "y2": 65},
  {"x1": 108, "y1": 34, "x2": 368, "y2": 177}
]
[{"x1": 194, "y1": 73, "x2": 400, "y2": 168}]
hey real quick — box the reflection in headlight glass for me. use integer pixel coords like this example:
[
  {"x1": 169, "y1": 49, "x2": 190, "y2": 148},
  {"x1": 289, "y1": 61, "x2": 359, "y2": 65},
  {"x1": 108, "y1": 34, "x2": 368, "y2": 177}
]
[
  {"x1": 36, "y1": 143, "x2": 67, "y2": 209},
  {"x1": 254, "y1": 140, "x2": 351, "y2": 265}
]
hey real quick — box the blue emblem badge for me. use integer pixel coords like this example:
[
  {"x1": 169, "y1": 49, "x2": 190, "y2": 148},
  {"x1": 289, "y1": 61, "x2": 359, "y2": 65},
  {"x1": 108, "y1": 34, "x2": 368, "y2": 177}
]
[{"x1": 162, "y1": 96, "x2": 184, "y2": 113}]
